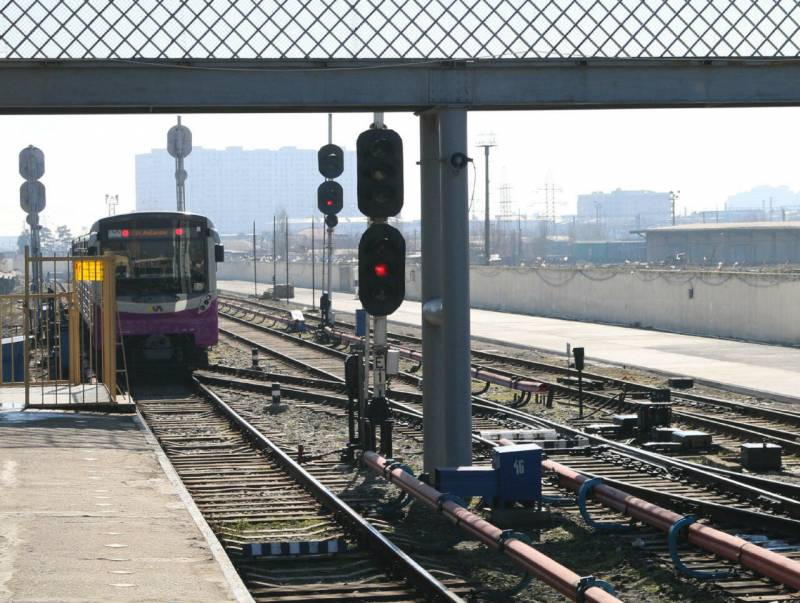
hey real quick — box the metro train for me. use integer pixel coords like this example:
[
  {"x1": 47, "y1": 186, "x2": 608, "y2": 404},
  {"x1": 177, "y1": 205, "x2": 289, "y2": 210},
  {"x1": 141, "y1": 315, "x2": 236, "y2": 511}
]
[{"x1": 72, "y1": 211, "x2": 223, "y2": 365}]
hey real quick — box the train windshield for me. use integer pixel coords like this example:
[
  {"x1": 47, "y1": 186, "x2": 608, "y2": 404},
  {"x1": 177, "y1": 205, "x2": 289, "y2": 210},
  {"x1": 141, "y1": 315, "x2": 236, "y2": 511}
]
[{"x1": 103, "y1": 223, "x2": 207, "y2": 300}]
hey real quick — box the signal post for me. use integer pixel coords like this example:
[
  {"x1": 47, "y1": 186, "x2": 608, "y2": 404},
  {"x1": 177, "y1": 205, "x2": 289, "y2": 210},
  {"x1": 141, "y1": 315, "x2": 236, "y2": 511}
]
[{"x1": 356, "y1": 115, "x2": 405, "y2": 457}]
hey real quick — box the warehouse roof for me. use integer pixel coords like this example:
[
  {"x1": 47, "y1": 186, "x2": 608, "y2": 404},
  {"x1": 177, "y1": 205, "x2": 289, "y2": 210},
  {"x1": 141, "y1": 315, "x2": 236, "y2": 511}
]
[{"x1": 635, "y1": 221, "x2": 800, "y2": 234}]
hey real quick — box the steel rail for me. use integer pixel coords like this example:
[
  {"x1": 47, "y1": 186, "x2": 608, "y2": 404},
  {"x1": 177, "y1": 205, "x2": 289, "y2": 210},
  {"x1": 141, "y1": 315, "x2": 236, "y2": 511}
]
[
  {"x1": 222, "y1": 295, "x2": 800, "y2": 424},
  {"x1": 362, "y1": 451, "x2": 621, "y2": 603},
  {"x1": 219, "y1": 323, "x2": 342, "y2": 381},
  {"x1": 545, "y1": 459, "x2": 800, "y2": 591},
  {"x1": 220, "y1": 302, "x2": 549, "y2": 395},
  {"x1": 197, "y1": 366, "x2": 800, "y2": 534},
  {"x1": 193, "y1": 378, "x2": 465, "y2": 603},
  {"x1": 471, "y1": 396, "x2": 800, "y2": 518},
  {"x1": 216, "y1": 312, "x2": 800, "y2": 505}
]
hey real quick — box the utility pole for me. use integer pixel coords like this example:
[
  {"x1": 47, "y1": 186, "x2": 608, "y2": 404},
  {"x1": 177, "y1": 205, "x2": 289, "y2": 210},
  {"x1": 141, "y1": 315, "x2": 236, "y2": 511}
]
[
  {"x1": 252, "y1": 221, "x2": 257, "y2": 298},
  {"x1": 477, "y1": 134, "x2": 496, "y2": 264},
  {"x1": 272, "y1": 215, "x2": 277, "y2": 293},
  {"x1": 670, "y1": 190, "x2": 680, "y2": 226},
  {"x1": 311, "y1": 216, "x2": 316, "y2": 309},
  {"x1": 285, "y1": 217, "x2": 290, "y2": 303}
]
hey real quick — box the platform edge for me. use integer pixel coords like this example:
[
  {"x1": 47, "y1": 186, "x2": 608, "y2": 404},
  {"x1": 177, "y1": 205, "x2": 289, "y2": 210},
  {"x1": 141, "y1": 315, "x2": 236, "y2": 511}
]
[{"x1": 132, "y1": 408, "x2": 255, "y2": 603}]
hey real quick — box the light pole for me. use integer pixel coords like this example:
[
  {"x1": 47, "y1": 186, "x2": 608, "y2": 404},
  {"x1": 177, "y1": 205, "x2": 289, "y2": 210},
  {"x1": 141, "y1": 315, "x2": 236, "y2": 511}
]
[
  {"x1": 670, "y1": 190, "x2": 680, "y2": 226},
  {"x1": 477, "y1": 134, "x2": 496, "y2": 264}
]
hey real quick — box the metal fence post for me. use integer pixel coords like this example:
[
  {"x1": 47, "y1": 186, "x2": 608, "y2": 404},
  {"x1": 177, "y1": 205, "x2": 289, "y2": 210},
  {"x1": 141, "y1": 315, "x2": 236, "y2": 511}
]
[
  {"x1": 69, "y1": 259, "x2": 80, "y2": 385},
  {"x1": 23, "y1": 246, "x2": 30, "y2": 407},
  {"x1": 101, "y1": 253, "x2": 116, "y2": 400}
]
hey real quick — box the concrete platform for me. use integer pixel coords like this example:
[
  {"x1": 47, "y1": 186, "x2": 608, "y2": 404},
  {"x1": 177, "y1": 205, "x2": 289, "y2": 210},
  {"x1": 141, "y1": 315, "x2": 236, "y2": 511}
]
[
  {"x1": 0, "y1": 410, "x2": 248, "y2": 603},
  {"x1": 221, "y1": 280, "x2": 800, "y2": 403}
]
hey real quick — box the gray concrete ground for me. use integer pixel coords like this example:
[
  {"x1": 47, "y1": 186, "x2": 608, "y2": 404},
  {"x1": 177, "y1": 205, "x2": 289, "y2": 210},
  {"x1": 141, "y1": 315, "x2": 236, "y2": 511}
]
[
  {"x1": 0, "y1": 410, "x2": 238, "y2": 603},
  {"x1": 221, "y1": 280, "x2": 800, "y2": 402}
]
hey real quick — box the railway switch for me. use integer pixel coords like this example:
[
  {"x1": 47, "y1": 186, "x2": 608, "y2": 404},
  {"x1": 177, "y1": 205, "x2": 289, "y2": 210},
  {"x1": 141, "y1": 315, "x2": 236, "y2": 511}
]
[
  {"x1": 671, "y1": 430, "x2": 712, "y2": 450},
  {"x1": 289, "y1": 310, "x2": 306, "y2": 333},
  {"x1": 741, "y1": 443, "x2": 782, "y2": 471}
]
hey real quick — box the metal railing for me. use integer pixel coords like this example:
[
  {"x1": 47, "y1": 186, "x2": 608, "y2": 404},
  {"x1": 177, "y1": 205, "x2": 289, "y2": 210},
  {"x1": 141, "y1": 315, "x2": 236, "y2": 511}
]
[
  {"x1": 1, "y1": 1, "x2": 799, "y2": 60},
  {"x1": 1, "y1": 249, "x2": 125, "y2": 408}
]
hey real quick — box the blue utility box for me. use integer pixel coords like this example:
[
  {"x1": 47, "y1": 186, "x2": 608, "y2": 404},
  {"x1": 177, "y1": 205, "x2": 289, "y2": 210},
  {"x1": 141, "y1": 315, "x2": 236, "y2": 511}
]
[
  {"x1": 434, "y1": 466, "x2": 497, "y2": 501},
  {"x1": 1, "y1": 335, "x2": 26, "y2": 382},
  {"x1": 434, "y1": 443, "x2": 542, "y2": 506},
  {"x1": 492, "y1": 443, "x2": 542, "y2": 505}
]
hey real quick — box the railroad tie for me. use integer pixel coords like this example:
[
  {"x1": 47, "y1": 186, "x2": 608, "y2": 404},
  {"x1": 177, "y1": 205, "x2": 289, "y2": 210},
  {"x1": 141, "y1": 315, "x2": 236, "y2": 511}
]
[{"x1": 243, "y1": 538, "x2": 348, "y2": 557}]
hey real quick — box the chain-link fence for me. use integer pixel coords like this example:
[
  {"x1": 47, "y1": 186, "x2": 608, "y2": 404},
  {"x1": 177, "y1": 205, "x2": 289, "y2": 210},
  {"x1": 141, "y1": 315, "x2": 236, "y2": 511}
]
[{"x1": 1, "y1": 0, "x2": 799, "y2": 60}]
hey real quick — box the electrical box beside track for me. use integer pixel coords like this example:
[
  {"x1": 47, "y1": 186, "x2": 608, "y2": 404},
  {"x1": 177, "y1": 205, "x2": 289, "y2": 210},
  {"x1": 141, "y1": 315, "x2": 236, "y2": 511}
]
[{"x1": 435, "y1": 443, "x2": 542, "y2": 507}]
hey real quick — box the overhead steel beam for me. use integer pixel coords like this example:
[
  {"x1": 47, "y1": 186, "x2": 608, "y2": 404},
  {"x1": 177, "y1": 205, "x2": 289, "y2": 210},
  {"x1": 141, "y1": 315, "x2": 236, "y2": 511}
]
[{"x1": 2, "y1": 59, "x2": 800, "y2": 113}]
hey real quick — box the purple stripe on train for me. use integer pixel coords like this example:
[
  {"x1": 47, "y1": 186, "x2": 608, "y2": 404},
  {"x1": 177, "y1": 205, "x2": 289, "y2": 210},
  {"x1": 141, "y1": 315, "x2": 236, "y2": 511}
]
[{"x1": 119, "y1": 298, "x2": 218, "y2": 348}]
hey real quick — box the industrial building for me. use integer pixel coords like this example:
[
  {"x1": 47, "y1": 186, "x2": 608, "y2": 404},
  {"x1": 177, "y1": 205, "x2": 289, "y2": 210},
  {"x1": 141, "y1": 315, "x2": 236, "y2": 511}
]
[
  {"x1": 136, "y1": 145, "x2": 358, "y2": 234},
  {"x1": 576, "y1": 189, "x2": 672, "y2": 239},
  {"x1": 640, "y1": 222, "x2": 800, "y2": 265}
]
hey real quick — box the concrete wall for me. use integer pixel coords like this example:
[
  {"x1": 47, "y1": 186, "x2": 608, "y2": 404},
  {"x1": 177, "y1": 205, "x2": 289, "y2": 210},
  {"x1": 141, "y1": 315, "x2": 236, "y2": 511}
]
[
  {"x1": 460, "y1": 266, "x2": 800, "y2": 345},
  {"x1": 219, "y1": 261, "x2": 800, "y2": 346},
  {"x1": 218, "y1": 260, "x2": 355, "y2": 295}
]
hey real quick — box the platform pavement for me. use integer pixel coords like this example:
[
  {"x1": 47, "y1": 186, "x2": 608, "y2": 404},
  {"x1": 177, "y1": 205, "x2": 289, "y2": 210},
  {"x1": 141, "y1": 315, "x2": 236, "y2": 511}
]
[
  {"x1": 0, "y1": 409, "x2": 249, "y2": 603},
  {"x1": 221, "y1": 280, "x2": 800, "y2": 403}
]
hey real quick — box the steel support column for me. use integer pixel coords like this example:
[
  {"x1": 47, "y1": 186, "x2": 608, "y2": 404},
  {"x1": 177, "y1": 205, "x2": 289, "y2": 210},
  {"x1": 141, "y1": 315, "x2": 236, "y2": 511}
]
[
  {"x1": 438, "y1": 109, "x2": 472, "y2": 468},
  {"x1": 419, "y1": 110, "x2": 444, "y2": 473}
]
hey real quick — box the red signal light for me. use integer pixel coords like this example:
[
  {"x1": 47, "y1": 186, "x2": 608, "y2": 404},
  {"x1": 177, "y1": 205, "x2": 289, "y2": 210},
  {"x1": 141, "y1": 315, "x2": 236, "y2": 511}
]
[
  {"x1": 175, "y1": 228, "x2": 184, "y2": 236},
  {"x1": 326, "y1": 199, "x2": 334, "y2": 206},
  {"x1": 121, "y1": 229, "x2": 129, "y2": 238},
  {"x1": 374, "y1": 263, "x2": 388, "y2": 278}
]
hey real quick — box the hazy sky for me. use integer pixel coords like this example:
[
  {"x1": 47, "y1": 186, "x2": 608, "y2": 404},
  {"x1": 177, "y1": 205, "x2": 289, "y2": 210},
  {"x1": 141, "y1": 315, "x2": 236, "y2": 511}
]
[{"x1": 1, "y1": 106, "x2": 799, "y2": 236}]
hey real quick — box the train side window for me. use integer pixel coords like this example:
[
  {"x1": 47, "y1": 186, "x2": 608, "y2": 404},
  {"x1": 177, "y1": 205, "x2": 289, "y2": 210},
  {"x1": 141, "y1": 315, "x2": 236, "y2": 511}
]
[{"x1": 214, "y1": 244, "x2": 225, "y2": 262}]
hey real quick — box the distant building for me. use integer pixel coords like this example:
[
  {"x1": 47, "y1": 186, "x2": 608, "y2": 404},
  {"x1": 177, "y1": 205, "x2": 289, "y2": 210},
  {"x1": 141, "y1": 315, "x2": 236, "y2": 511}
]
[
  {"x1": 0, "y1": 236, "x2": 17, "y2": 253},
  {"x1": 639, "y1": 222, "x2": 800, "y2": 265},
  {"x1": 577, "y1": 189, "x2": 671, "y2": 239},
  {"x1": 725, "y1": 185, "x2": 800, "y2": 211},
  {"x1": 136, "y1": 146, "x2": 358, "y2": 234}
]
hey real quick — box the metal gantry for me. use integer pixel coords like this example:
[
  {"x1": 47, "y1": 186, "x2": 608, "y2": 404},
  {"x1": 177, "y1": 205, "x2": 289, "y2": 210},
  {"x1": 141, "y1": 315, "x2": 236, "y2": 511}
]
[
  {"x1": 3, "y1": 1, "x2": 800, "y2": 60},
  {"x1": 4, "y1": 0, "x2": 800, "y2": 469}
]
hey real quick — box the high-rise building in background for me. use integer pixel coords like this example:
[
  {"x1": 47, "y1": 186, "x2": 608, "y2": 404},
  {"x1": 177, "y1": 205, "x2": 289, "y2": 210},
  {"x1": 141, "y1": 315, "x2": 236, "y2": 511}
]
[{"x1": 136, "y1": 146, "x2": 358, "y2": 234}]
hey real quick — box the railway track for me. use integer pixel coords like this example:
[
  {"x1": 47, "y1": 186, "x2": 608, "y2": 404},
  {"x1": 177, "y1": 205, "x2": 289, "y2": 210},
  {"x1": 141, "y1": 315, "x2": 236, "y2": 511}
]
[
  {"x1": 194, "y1": 364, "x2": 800, "y2": 602},
  {"x1": 219, "y1": 295, "x2": 800, "y2": 475},
  {"x1": 213, "y1": 304, "x2": 800, "y2": 509},
  {"x1": 134, "y1": 380, "x2": 470, "y2": 602}
]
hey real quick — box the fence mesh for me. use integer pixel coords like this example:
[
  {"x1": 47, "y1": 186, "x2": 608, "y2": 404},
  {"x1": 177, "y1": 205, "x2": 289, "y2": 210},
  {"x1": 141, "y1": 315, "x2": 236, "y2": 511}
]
[{"x1": 1, "y1": 1, "x2": 799, "y2": 60}]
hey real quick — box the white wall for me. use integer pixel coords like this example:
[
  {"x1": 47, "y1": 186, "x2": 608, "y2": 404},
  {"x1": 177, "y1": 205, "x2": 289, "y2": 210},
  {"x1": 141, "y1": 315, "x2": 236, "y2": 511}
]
[{"x1": 219, "y1": 261, "x2": 800, "y2": 346}]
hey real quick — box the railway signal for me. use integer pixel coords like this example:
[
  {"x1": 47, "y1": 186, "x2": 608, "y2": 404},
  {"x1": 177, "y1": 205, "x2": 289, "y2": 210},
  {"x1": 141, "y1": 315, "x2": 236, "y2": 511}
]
[
  {"x1": 317, "y1": 181, "x2": 343, "y2": 215},
  {"x1": 358, "y1": 223, "x2": 405, "y2": 316},
  {"x1": 318, "y1": 143, "x2": 344, "y2": 179},
  {"x1": 356, "y1": 128, "x2": 403, "y2": 218}
]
